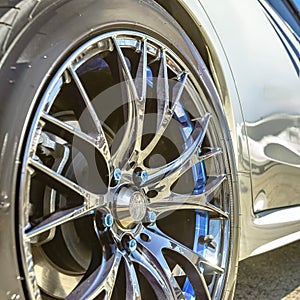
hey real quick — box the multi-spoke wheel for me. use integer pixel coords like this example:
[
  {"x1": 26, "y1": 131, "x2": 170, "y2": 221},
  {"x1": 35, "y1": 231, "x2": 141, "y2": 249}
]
[{"x1": 0, "y1": 1, "x2": 238, "y2": 299}]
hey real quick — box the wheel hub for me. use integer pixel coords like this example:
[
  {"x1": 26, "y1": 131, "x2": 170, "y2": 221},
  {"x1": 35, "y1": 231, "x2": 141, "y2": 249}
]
[{"x1": 113, "y1": 186, "x2": 148, "y2": 229}]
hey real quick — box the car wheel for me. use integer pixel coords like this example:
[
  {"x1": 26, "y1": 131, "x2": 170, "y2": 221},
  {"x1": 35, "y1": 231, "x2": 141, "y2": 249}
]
[{"x1": 0, "y1": 0, "x2": 239, "y2": 299}]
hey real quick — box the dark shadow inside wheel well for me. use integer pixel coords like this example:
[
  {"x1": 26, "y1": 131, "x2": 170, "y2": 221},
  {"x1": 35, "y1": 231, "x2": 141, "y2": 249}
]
[{"x1": 154, "y1": 0, "x2": 210, "y2": 69}]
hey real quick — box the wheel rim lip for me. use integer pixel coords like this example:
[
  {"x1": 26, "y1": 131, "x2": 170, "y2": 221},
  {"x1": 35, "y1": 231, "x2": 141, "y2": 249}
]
[{"x1": 18, "y1": 30, "x2": 232, "y2": 299}]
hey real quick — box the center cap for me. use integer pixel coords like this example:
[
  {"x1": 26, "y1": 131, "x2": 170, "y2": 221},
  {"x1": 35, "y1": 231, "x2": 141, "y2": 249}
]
[
  {"x1": 129, "y1": 191, "x2": 147, "y2": 222},
  {"x1": 113, "y1": 187, "x2": 148, "y2": 229}
]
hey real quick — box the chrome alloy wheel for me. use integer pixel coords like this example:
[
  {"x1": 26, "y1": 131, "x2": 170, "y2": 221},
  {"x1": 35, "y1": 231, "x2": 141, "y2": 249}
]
[{"x1": 20, "y1": 31, "x2": 233, "y2": 300}]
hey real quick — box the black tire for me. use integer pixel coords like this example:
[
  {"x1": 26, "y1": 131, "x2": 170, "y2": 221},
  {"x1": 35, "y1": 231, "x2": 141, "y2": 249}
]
[{"x1": 0, "y1": 0, "x2": 239, "y2": 299}]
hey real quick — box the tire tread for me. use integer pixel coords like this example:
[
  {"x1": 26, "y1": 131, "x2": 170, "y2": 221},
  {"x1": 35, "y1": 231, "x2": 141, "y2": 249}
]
[{"x1": 0, "y1": 0, "x2": 41, "y2": 58}]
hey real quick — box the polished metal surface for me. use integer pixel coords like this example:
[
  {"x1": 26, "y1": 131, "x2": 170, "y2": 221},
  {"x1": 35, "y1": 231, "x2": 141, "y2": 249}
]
[
  {"x1": 19, "y1": 31, "x2": 233, "y2": 299},
  {"x1": 244, "y1": 115, "x2": 300, "y2": 212},
  {"x1": 113, "y1": 187, "x2": 148, "y2": 228}
]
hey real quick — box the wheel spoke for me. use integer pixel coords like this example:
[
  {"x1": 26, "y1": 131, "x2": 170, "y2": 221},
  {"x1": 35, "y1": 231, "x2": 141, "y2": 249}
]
[
  {"x1": 66, "y1": 250, "x2": 123, "y2": 300},
  {"x1": 156, "y1": 49, "x2": 169, "y2": 132},
  {"x1": 139, "y1": 226, "x2": 223, "y2": 299},
  {"x1": 41, "y1": 113, "x2": 111, "y2": 163},
  {"x1": 130, "y1": 245, "x2": 180, "y2": 299},
  {"x1": 135, "y1": 39, "x2": 148, "y2": 101},
  {"x1": 158, "y1": 147, "x2": 222, "y2": 192},
  {"x1": 68, "y1": 65, "x2": 110, "y2": 158},
  {"x1": 112, "y1": 36, "x2": 139, "y2": 100},
  {"x1": 148, "y1": 175, "x2": 228, "y2": 218},
  {"x1": 28, "y1": 158, "x2": 102, "y2": 206},
  {"x1": 173, "y1": 72, "x2": 188, "y2": 105},
  {"x1": 141, "y1": 226, "x2": 224, "y2": 274},
  {"x1": 123, "y1": 256, "x2": 142, "y2": 300},
  {"x1": 35, "y1": 140, "x2": 70, "y2": 244},
  {"x1": 143, "y1": 114, "x2": 214, "y2": 187},
  {"x1": 25, "y1": 204, "x2": 92, "y2": 240},
  {"x1": 131, "y1": 39, "x2": 148, "y2": 154},
  {"x1": 139, "y1": 72, "x2": 188, "y2": 163},
  {"x1": 111, "y1": 37, "x2": 138, "y2": 167}
]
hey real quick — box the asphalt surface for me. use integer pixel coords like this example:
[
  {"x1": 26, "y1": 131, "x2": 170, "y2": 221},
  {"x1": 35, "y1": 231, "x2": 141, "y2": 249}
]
[{"x1": 235, "y1": 240, "x2": 300, "y2": 300}]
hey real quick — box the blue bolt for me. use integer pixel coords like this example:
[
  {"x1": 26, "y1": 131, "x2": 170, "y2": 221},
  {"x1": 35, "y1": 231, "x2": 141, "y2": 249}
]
[
  {"x1": 197, "y1": 147, "x2": 202, "y2": 158},
  {"x1": 148, "y1": 211, "x2": 156, "y2": 223},
  {"x1": 140, "y1": 170, "x2": 148, "y2": 183},
  {"x1": 128, "y1": 239, "x2": 137, "y2": 252},
  {"x1": 103, "y1": 214, "x2": 113, "y2": 227},
  {"x1": 113, "y1": 168, "x2": 122, "y2": 181}
]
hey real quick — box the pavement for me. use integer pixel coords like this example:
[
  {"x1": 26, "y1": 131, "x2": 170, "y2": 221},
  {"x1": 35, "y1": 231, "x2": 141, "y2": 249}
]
[{"x1": 235, "y1": 240, "x2": 300, "y2": 300}]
